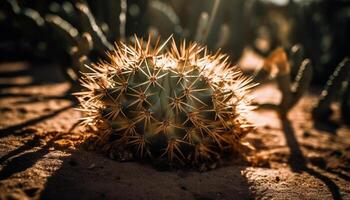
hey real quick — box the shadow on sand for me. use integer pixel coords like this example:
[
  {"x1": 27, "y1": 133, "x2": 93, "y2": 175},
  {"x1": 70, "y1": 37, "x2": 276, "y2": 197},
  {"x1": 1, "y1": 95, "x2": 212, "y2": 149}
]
[
  {"x1": 281, "y1": 119, "x2": 342, "y2": 200},
  {"x1": 39, "y1": 151, "x2": 254, "y2": 200},
  {"x1": 255, "y1": 103, "x2": 344, "y2": 199}
]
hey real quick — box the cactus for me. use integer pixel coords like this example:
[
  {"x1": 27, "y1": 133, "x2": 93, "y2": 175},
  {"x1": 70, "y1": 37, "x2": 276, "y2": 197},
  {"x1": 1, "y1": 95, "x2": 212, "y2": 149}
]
[
  {"x1": 254, "y1": 45, "x2": 313, "y2": 117},
  {"x1": 75, "y1": 2, "x2": 113, "y2": 54},
  {"x1": 1, "y1": 0, "x2": 148, "y2": 84},
  {"x1": 312, "y1": 58, "x2": 350, "y2": 122},
  {"x1": 45, "y1": 14, "x2": 79, "y2": 50},
  {"x1": 278, "y1": 58, "x2": 312, "y2": 117},
  {"x1": 147, "y1": 1, "x2": 184, "y2": 40},
  {"x1": 190, "y1": 0, "x2": 247, "y2": 62},
  {"x1": 75, "y1": 36, "x2": 255, "y2": 168},
  {"x1": 148, "y1": 0, "x2": 247, "y2": 63},
  {"x1": 245, "y1": 0, "x2": 350, "y2": 84}
]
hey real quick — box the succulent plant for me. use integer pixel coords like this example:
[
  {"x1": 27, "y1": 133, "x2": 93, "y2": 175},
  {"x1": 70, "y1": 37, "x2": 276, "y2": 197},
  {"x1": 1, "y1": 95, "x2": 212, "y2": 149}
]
[
  {"x1": 0, "y1": 0, "x2": 148, "y2": 83},
  {"x1": 312, "y1": 57, "x2": 350, "y2": 122},
  {"x1": 147, "y1": 0, "x2": 248, "y2": 63},
  {"x1": 253, "y1": 45, "x2": 313, "y2": 117},
  {"x1": 75, "y1": 36, "x2": 255, "y2": 168},
  {"x1": 245, "y1": 0, "x2": 350, "y2": 84}
]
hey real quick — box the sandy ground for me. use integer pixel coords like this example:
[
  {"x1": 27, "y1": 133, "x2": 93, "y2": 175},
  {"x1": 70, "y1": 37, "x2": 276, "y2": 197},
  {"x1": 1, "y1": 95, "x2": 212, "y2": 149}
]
[{"x1": 0, "y1": 61, "x2": 349, "y2": 200}]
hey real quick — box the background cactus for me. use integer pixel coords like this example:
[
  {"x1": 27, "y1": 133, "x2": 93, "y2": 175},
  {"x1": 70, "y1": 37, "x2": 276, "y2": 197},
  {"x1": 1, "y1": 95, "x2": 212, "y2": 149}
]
[
  {"x1": 75, "y1": 37, "x2": 255, "y2": 168},
  {"x1": 253, "y1": 45, "x2": 313, "y2": 117},
  {"x1": 312, "y1": 58, "x2": 350, "y2": 122},
  {"x1": 245, "y1": 0, "x2": 350, "y2": 85},
  {"x1": 0, "y1": 0, "x2": 148, "y2": 83}
]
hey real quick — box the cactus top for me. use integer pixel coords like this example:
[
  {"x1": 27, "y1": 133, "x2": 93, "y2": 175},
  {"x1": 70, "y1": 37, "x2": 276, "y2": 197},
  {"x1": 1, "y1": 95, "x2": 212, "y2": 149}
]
[{"x1": 75, "y1": 36, "x2": 255, "y2": 167}]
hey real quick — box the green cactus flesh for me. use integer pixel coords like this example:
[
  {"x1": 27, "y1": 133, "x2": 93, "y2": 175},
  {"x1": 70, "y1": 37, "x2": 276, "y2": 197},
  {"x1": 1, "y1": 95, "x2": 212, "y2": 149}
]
[{"x1": 75, "y1": 36, "x2": 255, "y2": 166}]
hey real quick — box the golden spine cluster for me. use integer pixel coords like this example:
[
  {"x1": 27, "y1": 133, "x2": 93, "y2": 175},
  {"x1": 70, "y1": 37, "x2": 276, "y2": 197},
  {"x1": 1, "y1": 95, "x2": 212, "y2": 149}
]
[{"x1": 75, "y1": 36, "x2": 255, "y2": 167}]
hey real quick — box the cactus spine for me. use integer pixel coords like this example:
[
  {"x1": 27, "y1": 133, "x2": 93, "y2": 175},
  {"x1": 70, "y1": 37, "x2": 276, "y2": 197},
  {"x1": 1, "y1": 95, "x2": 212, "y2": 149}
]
[{"x1": 75, "y1": 36, "x2": 255, "y2": 167}]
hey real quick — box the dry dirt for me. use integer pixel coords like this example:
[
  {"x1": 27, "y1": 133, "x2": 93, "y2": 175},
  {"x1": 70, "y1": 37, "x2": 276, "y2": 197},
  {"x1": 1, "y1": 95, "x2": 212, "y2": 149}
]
[{"x1": 0, "y1": 61, "x2": 349, "y2": 200}]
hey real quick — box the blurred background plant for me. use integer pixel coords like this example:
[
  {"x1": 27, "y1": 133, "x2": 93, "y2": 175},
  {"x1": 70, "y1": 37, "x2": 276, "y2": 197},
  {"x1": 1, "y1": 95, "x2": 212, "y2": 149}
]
[{"x1": 0, "y1": 0, "x2": 349, "y2": 121}]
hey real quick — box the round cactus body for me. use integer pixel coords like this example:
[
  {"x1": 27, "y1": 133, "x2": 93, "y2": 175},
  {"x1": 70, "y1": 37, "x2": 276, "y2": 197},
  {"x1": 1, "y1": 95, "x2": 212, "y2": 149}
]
[{"x1": 76, "y1": 36, "x2": 255, "y2": 167}]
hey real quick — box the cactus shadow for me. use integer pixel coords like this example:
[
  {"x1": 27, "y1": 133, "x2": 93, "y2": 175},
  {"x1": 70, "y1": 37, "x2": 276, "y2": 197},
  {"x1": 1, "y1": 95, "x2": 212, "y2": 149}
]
[
  {"x1": 313, "y1": 120, "x2": 339, "y2": 135},
  {"x1": 0, "y1": 91, "x2": 78, "y2": 105},
  {"x1": 0, "y1": 138, "x2": 52, "y2": 180},
  {"x1": 39, "y1": 151, "x2": 255, "y2": 200},
  {"x1": 0, "y1": 61, "x2": 78, "y2": 139},
  {"x1": 0, "y1": 104, "x2": 77, "y2": 180},
  {"x1": 0, "y1": 62, "x2": 65, "y2": 89},
  {"x1": 281, "y1": 118, "x2": 342, "y2": 200},
  {"x1": 0, "y1": 104, "x2": 73, "y2": 139},
  {"x1": 0, "y1": 136, "x2": 41, "y2": 165}
]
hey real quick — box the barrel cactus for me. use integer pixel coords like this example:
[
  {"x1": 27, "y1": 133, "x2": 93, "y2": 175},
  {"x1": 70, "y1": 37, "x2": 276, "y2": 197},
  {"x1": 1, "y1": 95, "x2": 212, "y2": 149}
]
[{"x1": 75, "y1": 36, "x2": 255, "y2": 168}]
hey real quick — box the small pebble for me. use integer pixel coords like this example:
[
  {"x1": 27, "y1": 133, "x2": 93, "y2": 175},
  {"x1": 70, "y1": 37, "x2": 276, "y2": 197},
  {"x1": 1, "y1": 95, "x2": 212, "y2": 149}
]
[
  {"x1": 17, "y1": 107, "x2": 28, "y2": 114},
  {"x1": 303, "y1": 131, "x2": 311, "y2": 137},
  {"x1": 275, "y1": 176, "x2": 280, "y2": 182},
  {"x1": 180, "y1": 185, "x2": 187, "y2": 191},
  {"x1": 87, "y1": 163, "x2": 96, "y2": 169}
]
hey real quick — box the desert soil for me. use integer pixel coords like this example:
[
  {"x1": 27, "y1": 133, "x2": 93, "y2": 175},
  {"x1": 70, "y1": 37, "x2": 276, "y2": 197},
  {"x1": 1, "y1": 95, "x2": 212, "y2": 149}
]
[{"x1": 0, "y1": 60, "x2": 349, "y2": 200}]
